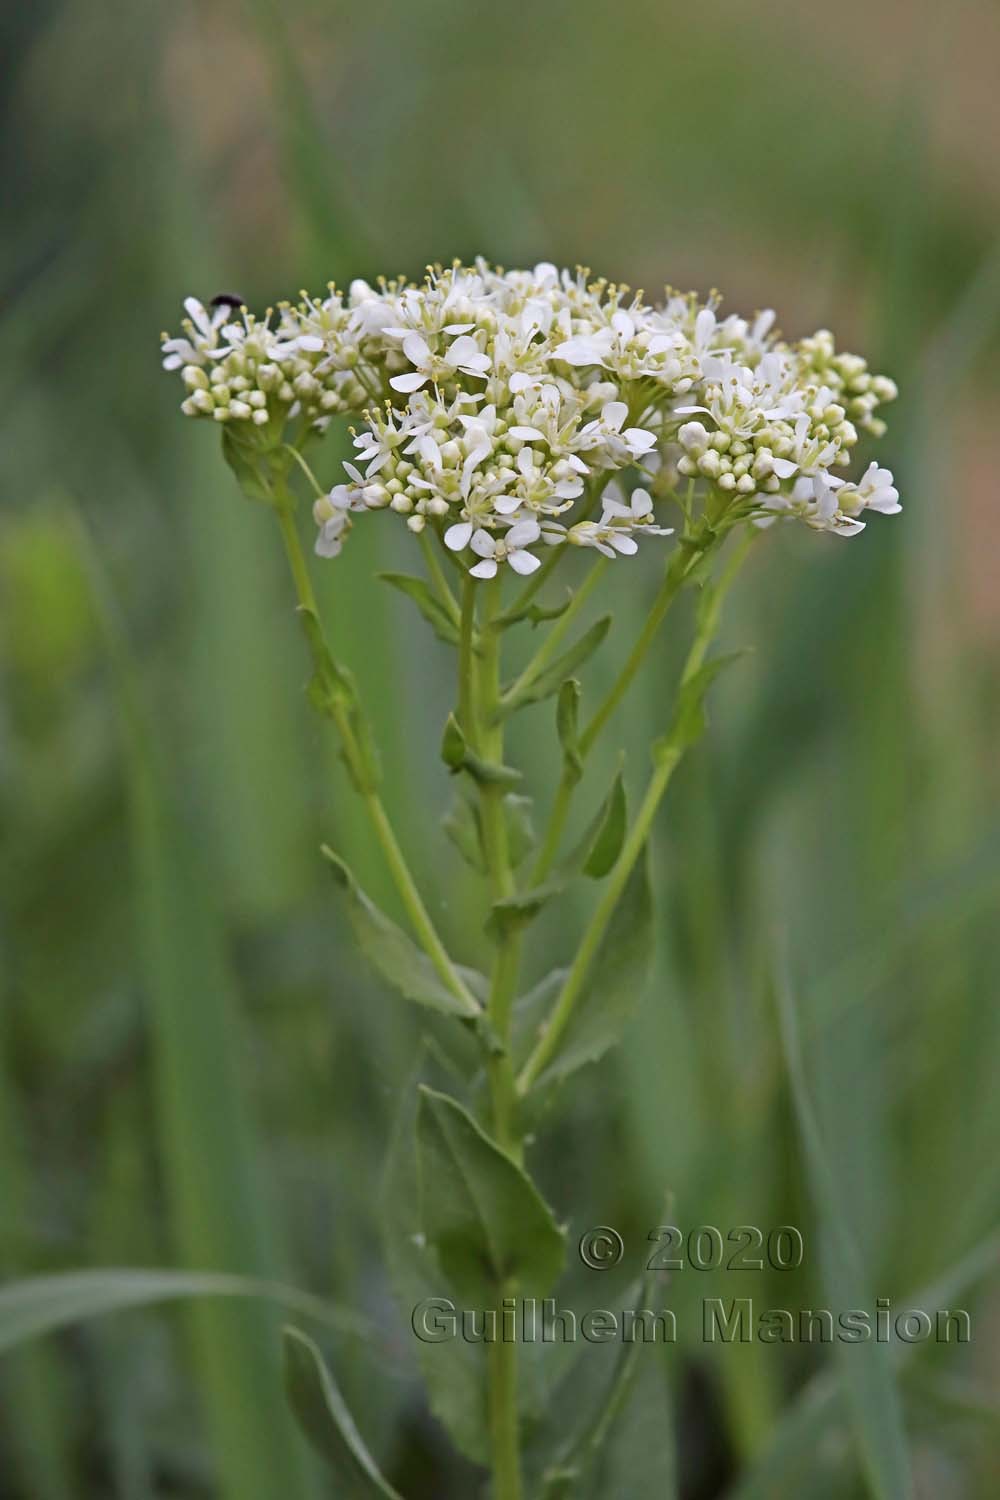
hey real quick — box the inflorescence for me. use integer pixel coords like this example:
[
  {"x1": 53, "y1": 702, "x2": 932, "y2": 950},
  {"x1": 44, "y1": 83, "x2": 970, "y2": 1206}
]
[{"x1": 162, "y1": 261, "x2": 900, "y2": 576}]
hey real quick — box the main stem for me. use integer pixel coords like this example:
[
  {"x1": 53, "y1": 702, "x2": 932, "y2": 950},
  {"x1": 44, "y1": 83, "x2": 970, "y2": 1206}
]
[{"x1": 460, "y1": 572, "x2": 524, "y2": 1500}]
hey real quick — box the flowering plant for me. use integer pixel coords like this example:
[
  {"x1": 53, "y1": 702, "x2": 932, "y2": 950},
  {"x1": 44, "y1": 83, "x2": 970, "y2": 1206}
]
[{"x1": 163, "y1": 261, "x2": 900, "y2": 1497}]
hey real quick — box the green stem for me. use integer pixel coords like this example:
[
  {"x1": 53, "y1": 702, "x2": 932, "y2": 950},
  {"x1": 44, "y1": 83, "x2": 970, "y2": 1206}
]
[
  {"x1": 274, "y1": 494, "x2": 478, "y2": 1018},
  {"x1": 489, "y1": 1330, "x2": 522, "y2": 1500},
  {"x1": 419, "y1": 529, "x2": 460, "y2": 623},
  {"x1": 529, "y1": 774, "x2": 574, "y2": 887},
  {"x1": 579, "y1": 532, "x2": 708, "y2": 756},
  {"x1": 529, "y1": 533, "x2": 713, "y2": 883},
  {"x1": 517, "y1": 529, "x2": 754, "y2": 1094},
  {"x1": 499, "y1": 557, "x2": 608, "y2": 713},
  {"x1": 458, "y1": 574, "x2": 477, "y2": 737},
  {"x1": 475, "y1": 577, "x2": 521, "y2": 1155},
  {"x1": 462, "y1": 573, "x2": 525, "y2": 1500}
]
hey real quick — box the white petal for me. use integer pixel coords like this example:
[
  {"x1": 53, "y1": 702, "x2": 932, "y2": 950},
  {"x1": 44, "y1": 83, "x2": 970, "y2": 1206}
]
[
  {"x1": 695, "y1": 307, "x2": 716, "y2": 346},
  {"x1": 554, "y1": 337, "x2": 603, "y2": 366},
  {"x1": 444, "y1": 522, "x2": 473, "y2": 552},
  {"x1": 470, "y1": 528, "x2": 496, "y2": 559},
  {"x1": 770, "y1": 457, "x2": 799, "y2": 480},
  {"x1": 508, "y1": 426, "x2": 544, "y2": 440},
  {"x1": 184, "y1": 296, "x2": 211, "y2": 334},
  {"x1": 508, "y1": 372, "x2": 534, "y2": 392},
  {"x1": 493, "y1": 495, "x2": 523, "y2": 515},
  {"x1": 630, "y1": 488, "x2": 653, "y2": 518},
  {"x1": 402, "y1": 332, "x2": 432, "y2": 366},
  {"x1": 469, "y1": 558, "x2": 498, "y2": 578},
  {"x1": 315, "y1": 524, "x2": 344, "y2": 558},
  {"x1": 508, "y1": 549, "x2": 541, "y2": 575},
  {"x1": 624, "y1": 428, "x2": 657, "y2": 454},
  {"x1": 611, "y1": 310, "x2": 635, "y2": 340},
  {"x1": 390, "y1": 371, "x2": 429, "y2": 392},
  {"x1": 506, "y1": 519, "x2": 541, "y2": 548},
  {"x1": 601, "y1": 400, "x2": 627, "y2": 431},
  {"x1": 610, "y1": 533, "x2": 639, "y2": 555}
]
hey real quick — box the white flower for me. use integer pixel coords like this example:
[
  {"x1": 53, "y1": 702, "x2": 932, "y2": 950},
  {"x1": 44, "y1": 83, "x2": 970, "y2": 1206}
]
[
  {"x1": 840, "y1": 462, "x2": 901, "y2": 518},
  {"x1": 600, "y1": 486, "x2": 673, "y2": 535},
  {"x1": 164, "y1": 263, "x2": 899, "y2": 559},
  {"x1": 445, "y1": 518, "x2": 542, "y2": 577},
  {"x1": 161, "y1": 297, "x2": 228, "y2": 369},
  {"x1": 389, "y1": 331, "x2": 491, "y2": 392},
  {"x1": 567, "y1": 486, "x2": 674, "y2": 558}
]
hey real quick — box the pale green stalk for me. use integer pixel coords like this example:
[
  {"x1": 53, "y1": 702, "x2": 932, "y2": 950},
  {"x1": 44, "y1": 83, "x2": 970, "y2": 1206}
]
[
  {"x1": 517, "y1": 529, "x2": 755, "y2": 1094},
  {"x1": 419, "y1": 528, "x2": 461, "y2": 621},
  {"x1": 459, "y1": 571, "x2": 524, "y2": 1500},
  {"x1": 529, "y1": 530, "x2": 713, "y2": 885},
  {"x1": 498, "y1": 557, "x2": 608, "y2": 713},
  {"x1": 273, "y1": 491, "x2": 478, "y2": 1018}
]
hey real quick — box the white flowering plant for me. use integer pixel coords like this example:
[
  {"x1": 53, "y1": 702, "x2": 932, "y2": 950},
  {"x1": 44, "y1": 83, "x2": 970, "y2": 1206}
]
[{"x1": 163, "y1": 261, "x2": 900, "y2": 1497}]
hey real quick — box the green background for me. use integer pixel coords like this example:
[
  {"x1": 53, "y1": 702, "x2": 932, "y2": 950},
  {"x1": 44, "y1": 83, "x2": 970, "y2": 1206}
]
[{"x1": 2, "y1": 0, "x2": 999, "y2": 1494}]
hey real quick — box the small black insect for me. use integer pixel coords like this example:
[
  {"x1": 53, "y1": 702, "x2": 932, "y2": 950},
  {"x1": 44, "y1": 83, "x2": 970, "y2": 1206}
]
[{"x1": 209, "y1": 291, "x2": 245, "y2": 312}]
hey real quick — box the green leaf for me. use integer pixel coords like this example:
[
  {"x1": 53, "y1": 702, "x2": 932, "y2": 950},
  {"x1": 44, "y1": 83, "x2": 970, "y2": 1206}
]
[
  {"x1": 496, "y1": 591, "x2": 574, "y2": 630},
  {"x1": 322, "y1": 847, "x2": 481, "y2": 1019},
  {"x1": 775, "y1": 966, "x2": 914, "y2": 1500},
  {"x1": 221, "y1": 428, "x2": 274, "y2": 504},
  {"x1": 486, "y1": 887, "x2": 554, "y2": 942},
  {"x1": 522, "y1": 1265, "x2": 675, "y2": 1499},
  {"x1": 378, "y1": 571, "x2": 460, "y2": 646},
  {"x1": 0, "y1": 1269, "x2": 370, "y2": 1357},
  {"x1": 512, "y1": 968, "x2": 568, "y2": 1072},
  {"x1": 442, "y1": 788, "x2": 486, "y2": 872},
  {"x1": 505, "y1": 793, "x2": 537, "y2": 868},
  {"x1": 416, "y1": 1087, "x2": 566, "y2": 1306},
  {"x1": 298, "y1": 606, "x2": 380, "y2": 792},
  {"x1": 577, "y1": 767, "x2": 627, "y2": 879},
  {"x1": 653, "y1": 651, "x2": 745, "y2": 763},
  {"x1": 444, "y1": 791, "x2": 535, "y2": 875},
  {"x1": 283, "y1": 1328, "x2": 403, "y2": 1497},
  {"x1": 556, "y1": 679, "x2": 583, "y2": 786},
  {"x1": 440, "y1": 712, "x2": 522, "y2": 786},
  {"x1": 582, "y1": 1351, "x2": 675, "y2": 1499},
  {"x1": 380, "y1": 1058, "x2": 490, "y2": 1464},
  {"x1": 500, "y1": 617, "x2": 611, "y2": 715},
  {"x1": 534, "y1": 852, "x2": 654, "y2": 1089}
]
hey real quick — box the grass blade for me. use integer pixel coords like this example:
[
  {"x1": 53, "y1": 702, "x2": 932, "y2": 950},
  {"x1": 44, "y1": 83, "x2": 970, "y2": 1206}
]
[
  {"x1": 0, "y1": 1268, "x2": 372, "y2": 1355},
  {"x1": 774, "y1": 963, "x2": 913, "y2": 1500}
]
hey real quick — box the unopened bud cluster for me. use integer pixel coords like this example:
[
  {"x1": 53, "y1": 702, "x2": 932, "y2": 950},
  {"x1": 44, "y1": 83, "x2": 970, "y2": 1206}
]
[{"x1": 162, "y1": 262, "x2": 900, "y2": 571}]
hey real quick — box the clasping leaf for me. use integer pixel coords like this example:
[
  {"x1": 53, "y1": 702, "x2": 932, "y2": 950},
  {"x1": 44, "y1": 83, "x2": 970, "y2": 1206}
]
[
  {"x1": 416, "y1": 1087, "x2": 566, "y2": 1306},
  {"x1": 440, "y1": 712, "x2": 522, "y2": 786},
  {"x1": 322, "y1": 847, "x2": 482, "y2": 1020}
]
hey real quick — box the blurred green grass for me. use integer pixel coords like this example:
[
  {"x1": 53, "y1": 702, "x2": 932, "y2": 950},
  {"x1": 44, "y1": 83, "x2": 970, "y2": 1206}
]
[{"x1": 2, "y1": 0, "x2": 999, "y2": 1495}]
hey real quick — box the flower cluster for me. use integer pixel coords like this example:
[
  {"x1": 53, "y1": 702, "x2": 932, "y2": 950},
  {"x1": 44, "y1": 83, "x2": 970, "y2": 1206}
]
[{"x1": 163, "y1": 263, "x2": 900, "y2": 573}]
